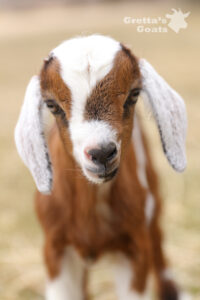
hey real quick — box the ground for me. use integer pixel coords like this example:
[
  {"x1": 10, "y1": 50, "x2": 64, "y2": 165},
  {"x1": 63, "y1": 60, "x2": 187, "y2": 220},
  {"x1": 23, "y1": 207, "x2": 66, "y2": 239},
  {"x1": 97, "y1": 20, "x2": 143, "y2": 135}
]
[{"x1": 0, "y1": 2, "x2": 200, "y2": 299}]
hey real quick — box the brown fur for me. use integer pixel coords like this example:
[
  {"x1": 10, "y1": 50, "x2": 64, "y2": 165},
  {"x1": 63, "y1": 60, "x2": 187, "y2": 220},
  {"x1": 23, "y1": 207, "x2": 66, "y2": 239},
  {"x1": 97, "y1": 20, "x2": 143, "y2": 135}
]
[{"x1": 35, "y1": 45, "x2": 179, "y2": 299}]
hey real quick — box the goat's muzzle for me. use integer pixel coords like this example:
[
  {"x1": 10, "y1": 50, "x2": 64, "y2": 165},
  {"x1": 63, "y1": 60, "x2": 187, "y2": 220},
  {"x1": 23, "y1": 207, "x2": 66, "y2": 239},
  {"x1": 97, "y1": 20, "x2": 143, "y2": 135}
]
[{"x1": 84, "y1": 142, "x2": 119, "y2": 182}]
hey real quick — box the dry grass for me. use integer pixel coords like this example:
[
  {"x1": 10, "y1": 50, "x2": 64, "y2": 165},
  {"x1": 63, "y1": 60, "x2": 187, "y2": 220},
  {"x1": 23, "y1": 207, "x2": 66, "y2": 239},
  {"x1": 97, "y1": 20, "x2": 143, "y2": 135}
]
[{"x1": 0, "y1": 2, "x2": 200, "y2": 299}]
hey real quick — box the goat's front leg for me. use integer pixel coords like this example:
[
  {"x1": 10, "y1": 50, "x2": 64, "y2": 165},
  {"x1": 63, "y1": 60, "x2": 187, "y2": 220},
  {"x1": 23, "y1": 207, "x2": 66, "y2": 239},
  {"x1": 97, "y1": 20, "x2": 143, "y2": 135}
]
[
  {"x1": 113, "y1": 254, "x2": 151, "y2": 300},
  {"x1": 113, "y1": 232, "x2": 152, "y2": 300},
  {"x1": 44, "y1": 239, "x2": 87, "y2": 300}
]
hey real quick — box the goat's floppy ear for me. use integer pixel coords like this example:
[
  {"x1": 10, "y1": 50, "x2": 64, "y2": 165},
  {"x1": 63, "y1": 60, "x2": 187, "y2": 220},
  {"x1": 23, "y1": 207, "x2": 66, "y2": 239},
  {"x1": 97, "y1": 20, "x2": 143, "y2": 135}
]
[
  {"x1": 139, "y1": 59, "x2": 187, "y2": 172},
  {"x1": 15, "y1": 76, "x2": 52, "y2": 194}
]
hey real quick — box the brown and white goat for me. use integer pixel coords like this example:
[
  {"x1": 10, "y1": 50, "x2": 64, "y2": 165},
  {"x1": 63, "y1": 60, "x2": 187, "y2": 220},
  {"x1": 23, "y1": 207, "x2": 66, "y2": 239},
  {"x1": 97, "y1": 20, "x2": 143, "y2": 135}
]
[{"x1": 15, "y1": 35, "x2": 188, "y2": 300}]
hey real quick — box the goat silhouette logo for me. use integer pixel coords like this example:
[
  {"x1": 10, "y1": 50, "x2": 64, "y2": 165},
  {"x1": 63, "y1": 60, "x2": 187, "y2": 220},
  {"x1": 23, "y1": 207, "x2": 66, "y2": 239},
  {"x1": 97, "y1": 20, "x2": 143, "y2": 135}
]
[{"x1": 166, "y1": 9, "x2": 190, "y2": 33}]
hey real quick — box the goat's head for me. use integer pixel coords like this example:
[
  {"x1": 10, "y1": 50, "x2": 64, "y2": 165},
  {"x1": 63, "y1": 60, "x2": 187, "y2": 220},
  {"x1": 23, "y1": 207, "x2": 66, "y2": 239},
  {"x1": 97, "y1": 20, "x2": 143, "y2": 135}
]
[{"x1": 15, "y1": 35, "x2": 187, "y2": 194}]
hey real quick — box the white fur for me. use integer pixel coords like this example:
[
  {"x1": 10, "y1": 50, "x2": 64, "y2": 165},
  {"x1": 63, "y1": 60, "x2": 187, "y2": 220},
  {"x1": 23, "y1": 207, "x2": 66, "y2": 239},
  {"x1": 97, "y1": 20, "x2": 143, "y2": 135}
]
[
  {"x1": 161, "y1": 268, "x2": 174, "y2": 281},
  {"x1": 52, "y1": 35, "x2": 121, "y2": 183},
  {"x1": 113, "y1": 255, "x2": 150, "y2": 300},
  {"x1": 145, "y1": 193, "x2": 155, "y2": 225},
  {"x1": 132, "y1": 116, "x2": 155, "y2": 224},
  {"x1": 70, "y1": 120, "x2": 120, "y2": 183},
  {"x1": 52, "y1": 34, "x2": 120, "y2": 94},
  {"x1": 14, "y1": 76, "x2": 52, "y2": 194},
  {"x1": 139, "y1": 59, "x2": 187, "y2": 172},
  {"x1": 46, "y1": 247, "x2": 85, "y2": 300}
]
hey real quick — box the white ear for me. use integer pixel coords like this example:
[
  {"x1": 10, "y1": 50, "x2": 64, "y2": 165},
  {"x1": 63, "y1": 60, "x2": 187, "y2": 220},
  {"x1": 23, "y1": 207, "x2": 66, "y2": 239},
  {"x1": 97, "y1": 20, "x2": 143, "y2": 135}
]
[
  {"x1": 14, "y1": 76, "x2": 52, "y2": 194},
  {"x1": 139, "y1": 59, "x2": 187, "y2": 172}
]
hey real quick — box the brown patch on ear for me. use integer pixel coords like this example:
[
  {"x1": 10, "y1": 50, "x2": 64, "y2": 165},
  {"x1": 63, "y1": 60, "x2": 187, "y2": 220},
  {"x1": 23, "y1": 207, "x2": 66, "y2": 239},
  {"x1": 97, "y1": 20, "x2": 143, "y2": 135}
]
[{"x1": 40, "y1": 56, "x2": 72, "y2": 119}]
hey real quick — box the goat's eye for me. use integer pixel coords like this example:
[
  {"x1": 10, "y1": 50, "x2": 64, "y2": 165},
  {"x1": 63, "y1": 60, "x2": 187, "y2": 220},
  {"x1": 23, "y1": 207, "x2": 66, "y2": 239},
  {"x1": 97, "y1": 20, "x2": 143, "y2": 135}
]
[
  {"x1": 123, "y1": 88, "x2": 141, "y2": 109},
  {"x1": 130, "y1": 88, "x2": 141, "y2": 101},
  {"x1": 45, "y1": 100, "x2": 62, "y2": 115}
]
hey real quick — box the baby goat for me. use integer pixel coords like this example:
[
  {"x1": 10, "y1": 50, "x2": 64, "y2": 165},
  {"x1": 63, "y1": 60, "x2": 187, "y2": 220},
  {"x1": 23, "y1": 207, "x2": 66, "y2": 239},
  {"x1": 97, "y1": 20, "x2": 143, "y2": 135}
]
[{"x1": 15, "y1": 35, "x2": 187, "y2": 300}]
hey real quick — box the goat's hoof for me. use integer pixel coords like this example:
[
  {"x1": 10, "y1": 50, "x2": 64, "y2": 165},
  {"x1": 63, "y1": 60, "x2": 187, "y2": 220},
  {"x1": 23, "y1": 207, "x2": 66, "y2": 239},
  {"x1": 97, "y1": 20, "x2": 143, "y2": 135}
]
[
  {"x1": 159, "y1": 280, "x2": 192, "y2": 300},
  {"x1": 160, "y1": 279, "x2": 179, "y2": 300}
]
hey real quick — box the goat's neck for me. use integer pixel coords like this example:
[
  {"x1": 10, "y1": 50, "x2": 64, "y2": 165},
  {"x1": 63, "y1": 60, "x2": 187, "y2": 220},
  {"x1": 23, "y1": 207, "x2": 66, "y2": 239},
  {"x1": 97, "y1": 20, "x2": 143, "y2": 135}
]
[{"x1": 54, "y1": 125, "x2": 113, "y2": 201}]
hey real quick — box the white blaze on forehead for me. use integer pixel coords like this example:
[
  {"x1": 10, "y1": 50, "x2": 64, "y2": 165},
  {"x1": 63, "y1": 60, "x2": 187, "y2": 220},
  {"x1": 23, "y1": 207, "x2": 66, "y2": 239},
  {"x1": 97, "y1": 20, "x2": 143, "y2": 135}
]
[
  {"x1": 52, "y1": 34, "x2": 120, "y2": 83},
  {"x1": 51, "y1": 35, "x2": 121, "y2": 170},
  {"x1": 51, "y1": 34, "x2": 121, "y2": 123}
]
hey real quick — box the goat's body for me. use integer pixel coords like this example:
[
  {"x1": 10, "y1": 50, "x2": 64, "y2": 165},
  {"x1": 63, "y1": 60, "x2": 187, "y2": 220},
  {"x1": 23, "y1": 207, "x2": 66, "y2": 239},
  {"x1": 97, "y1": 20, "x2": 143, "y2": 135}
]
[
  {"x1": 15, "y1": 35, "x2": 187, "y2": 299},
  {"x1": 35, "y1": 119, "x2": 177, "y2": 299}
]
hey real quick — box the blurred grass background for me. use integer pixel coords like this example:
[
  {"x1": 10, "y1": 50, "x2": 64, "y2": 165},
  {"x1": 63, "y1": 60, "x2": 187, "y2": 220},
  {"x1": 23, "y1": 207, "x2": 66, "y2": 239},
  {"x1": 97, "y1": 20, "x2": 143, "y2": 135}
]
[{"x1": 0, "y1": 1, "x2": 200, "y2": 299}]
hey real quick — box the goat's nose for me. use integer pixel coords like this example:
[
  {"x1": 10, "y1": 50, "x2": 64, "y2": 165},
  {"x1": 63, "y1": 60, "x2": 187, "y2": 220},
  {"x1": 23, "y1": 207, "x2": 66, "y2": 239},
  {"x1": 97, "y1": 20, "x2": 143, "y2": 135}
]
[{"x1": 86, "y1": 142, "x2": 117, "y2": 165}]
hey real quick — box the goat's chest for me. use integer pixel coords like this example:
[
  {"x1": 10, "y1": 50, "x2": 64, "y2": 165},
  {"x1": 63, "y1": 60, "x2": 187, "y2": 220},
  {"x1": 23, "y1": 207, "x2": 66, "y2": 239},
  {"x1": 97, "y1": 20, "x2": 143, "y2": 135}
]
[{"x1": 68, "y1": 180, "x2": 146, "y2": 260}]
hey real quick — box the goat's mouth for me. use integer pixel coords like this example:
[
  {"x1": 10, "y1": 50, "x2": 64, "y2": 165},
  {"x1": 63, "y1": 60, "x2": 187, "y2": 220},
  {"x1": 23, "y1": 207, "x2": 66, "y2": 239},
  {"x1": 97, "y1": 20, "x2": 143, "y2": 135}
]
[
  {"x1": 99, "y1": 167, "x2": 119, "y2": 182},
  {"x1": 84, "y1": 165, "x2": 119, "y2": 183}
]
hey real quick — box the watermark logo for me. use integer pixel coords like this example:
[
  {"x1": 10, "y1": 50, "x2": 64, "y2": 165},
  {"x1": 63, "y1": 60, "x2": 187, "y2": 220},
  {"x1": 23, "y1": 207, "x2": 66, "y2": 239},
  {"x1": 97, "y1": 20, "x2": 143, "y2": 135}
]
[
  {"x1": 166, "y1": 8, "x2": 190, "y2": 33},
  {"x1": 123, "y1": 8, "x2": 190, "y2": 33}
]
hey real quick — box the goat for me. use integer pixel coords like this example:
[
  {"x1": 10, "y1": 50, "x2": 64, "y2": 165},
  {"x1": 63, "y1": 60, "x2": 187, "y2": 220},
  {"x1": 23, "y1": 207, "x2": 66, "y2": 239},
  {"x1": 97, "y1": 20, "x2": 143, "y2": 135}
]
[{"x1": 15, "y1": 35, "x2": 187, "y2": 300}]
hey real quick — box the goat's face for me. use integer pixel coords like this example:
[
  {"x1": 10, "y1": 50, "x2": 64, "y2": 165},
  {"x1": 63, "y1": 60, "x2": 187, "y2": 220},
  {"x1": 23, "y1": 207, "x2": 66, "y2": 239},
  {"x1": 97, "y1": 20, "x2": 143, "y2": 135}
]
[
  {"x1": 15, "y1": 35, "x2": 187, "y2": 194},
  {"x1": 40, "y1": 36, "x2": 141, "y2": 184}
]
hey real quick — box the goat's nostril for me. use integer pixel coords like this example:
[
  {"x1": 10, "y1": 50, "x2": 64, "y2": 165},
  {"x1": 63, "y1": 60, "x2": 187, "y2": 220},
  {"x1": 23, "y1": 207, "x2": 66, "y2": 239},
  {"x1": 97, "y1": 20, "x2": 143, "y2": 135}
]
[
  {"x1": 105, "y1": 142, "x2": 117, "y2": 161},
  {"x1": 87, "y1": 142, "x2": 117, "y2": 165},
  {"x1": 106, "y1": 142, "x2": 117, "y2": 161},
  {"x1": 84, "y1": 148, "x2": 92, "y2": 160}
]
